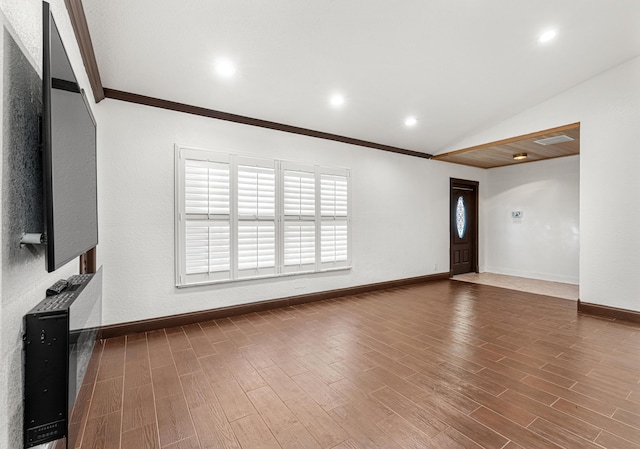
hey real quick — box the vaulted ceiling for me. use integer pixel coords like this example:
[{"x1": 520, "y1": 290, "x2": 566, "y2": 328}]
[{"x1": 81, "y1": 0, "x2": 640, "y2": 156}]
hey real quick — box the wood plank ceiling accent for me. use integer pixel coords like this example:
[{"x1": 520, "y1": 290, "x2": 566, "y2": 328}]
[{"x1": 433, "y1": 122, "x2": 580, "y2": 169}]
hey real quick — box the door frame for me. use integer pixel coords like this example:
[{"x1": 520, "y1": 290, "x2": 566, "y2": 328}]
[{"x1": 450, "y1": 178, "x2": 479, "y2": 276}]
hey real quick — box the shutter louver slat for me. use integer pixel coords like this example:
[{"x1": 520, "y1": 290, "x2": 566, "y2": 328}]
[
  {"x1": 238, "y1": 166, "x2": 275, "y2": 217},
  {"x1": 186, "y1": 221, "x2": 230, "y2": 274},
  {"x1": 185, "y1": 161, "x2": 230, "y2": 215},
  {"x1": 238, "y1": 222, "x2": 275, "y2": 270},
  {"x1": 320, "y1": 175, "x2": 348, "y2": 217},
  {"x1": 283, "y1": 170, "x2": 315, "y2": 217},
  {"x1": 321, "y1": 222, "x2": 348, "y2": 263},
  {"x1": 283, "y1": 222, "x2": 316, "y2": 266}
]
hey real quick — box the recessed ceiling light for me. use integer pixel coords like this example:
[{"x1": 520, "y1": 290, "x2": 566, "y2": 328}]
[
  {"x1": 513, "y1": 153, "x2": 528, "y2": 161},
  {"x1": 214, "y1": 58, "x2": 236, "y2": 78},
  {"x1": 538, "y1": 29, "x2": 557, "y2": 43},
  {"x1": 329, "y1": 93, "x2": 345, "y2": 108},
  {"x1": 404, "y1": 116, "x2": 417, "y2": 127}
]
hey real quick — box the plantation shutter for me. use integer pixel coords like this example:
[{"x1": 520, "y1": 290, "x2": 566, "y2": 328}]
[
  {"x1": 236, "y1": 160, "x2": 276, "y2": 277},
  {"x1": 282, "y1": 166, "x2": 316, "y2": 272},
  {"x1": 320, "y1": 171, "x2": 350, "y2": 268},
  {"x1": 178, "y1": 150, "x2": 231, "y2": 284},
  {"x1": 177, "y1": 145, "x2": 351, "y2": 287}
]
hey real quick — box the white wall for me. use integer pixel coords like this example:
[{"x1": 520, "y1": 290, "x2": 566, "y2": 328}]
[
  {"x1": 483, "y1": 155, "x2": 579, "y2": 284},
  {"x1": 95, "y1": 99, "x2": 484, "y2": 325},
  {"x1": 0, "y1": 2, "x2": 95, "y2": 448},
  {"x1": 444, "y1": 55, "x2": 640, "y2": 312}
]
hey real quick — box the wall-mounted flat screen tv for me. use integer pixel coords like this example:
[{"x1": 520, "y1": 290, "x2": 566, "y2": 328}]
[{"x1": 42, "y1": 1, "x2": 98, "y2": 272}]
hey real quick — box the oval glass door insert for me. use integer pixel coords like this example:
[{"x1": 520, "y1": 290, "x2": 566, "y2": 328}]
[{"x1": 456, "y1": 196, "x2": 466, "y2": 238}]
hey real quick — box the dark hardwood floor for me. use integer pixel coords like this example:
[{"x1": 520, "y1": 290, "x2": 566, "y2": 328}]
[{"x1": 69, "y1": 280, "x2": 640, "y2": 448}]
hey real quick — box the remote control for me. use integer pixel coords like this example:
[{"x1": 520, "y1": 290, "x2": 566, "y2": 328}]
[{"x1": 46, "y1": 279, "x2": 69, "y2": 296}]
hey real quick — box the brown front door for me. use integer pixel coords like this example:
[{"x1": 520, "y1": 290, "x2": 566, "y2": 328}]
[{"x1": 450, "y1": 179, "x2": 478, "y2": 275}]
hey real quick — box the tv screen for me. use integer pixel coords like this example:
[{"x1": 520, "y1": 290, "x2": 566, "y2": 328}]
[{"x1": 43, "y1": 2, "x2": 98, "y2": 272}]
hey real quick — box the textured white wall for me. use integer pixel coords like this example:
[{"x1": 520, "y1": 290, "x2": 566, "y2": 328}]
[
  {"x1": 0, "y1": 2, "x2": 94, "y2": 448},
  {"x1": 444, "y1": 56, "x2": 640, "y2": 311},
  {"x1": 94, "y1": 98, "x2": 484, "y2": 325},
  {"x1": 483, "y1": 155, "x2": 579, "y2": 284}
]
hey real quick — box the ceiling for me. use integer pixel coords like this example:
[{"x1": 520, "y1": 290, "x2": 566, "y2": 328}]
[
  {"x1": 433, "y1": 123, "x2": 580, "y2": 169},
  {"x1": 80, "y1": 1, "x2": 640, "y2": 156}
]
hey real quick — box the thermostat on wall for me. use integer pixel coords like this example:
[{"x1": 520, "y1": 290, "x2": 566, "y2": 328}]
[{"x1": 512, "y1": 211, "x2": 523, "y2": 218}]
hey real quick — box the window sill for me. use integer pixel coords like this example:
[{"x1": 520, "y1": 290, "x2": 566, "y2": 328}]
[{"x1": 176, "y1": 266, "x2": 352, "y2": 289}]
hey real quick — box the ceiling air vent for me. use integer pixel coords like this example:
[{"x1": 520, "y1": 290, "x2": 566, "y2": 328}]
[{"x1": 533, "y1": 135, "x2": 575, "y2": 145}]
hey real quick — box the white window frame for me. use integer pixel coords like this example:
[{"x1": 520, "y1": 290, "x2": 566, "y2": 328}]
[{"x1": 175, "y1": 145, "x2": 351, "y2": 287}]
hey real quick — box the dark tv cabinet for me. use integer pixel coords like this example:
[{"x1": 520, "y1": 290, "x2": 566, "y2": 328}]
[{"x1": 23, "y1": 271, "x2": 102, "y2": 448}]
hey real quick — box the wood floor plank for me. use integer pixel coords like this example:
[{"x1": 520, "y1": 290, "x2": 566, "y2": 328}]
[
  {"x1": 180, "y1": 371, "x2": 218, "y2": 410},
  {"x1": 452, "y1": 380, "x2": 535, "y2": 427},
  {"x1": 122, "y1": 384, "x2": 156, "y2": 432},
  {"x1": 121, "y1": 422, "x2": 160, "y2": 449},
  {"x1": 298, "y1": 354, "x2": 345, "y2": 383},
  {"x1": 248, "y1": 386, "x2": 320, "y2": 449},
  {"x1": 161, "y1": 436, "x2": 201, "y2": 449},
  {"x1": 182, "y1": 323, "x2": 207, "y2": 340},
  {"x1": 474, "y1": 367, "x2": 559, "y2": 405},
  {"x1": 82, "y1": 411, "x2": 122, "y2": 449},
  {"x1": 172, "y1": 348, "x2": 202, "y2": 376},
  {"x1": 167, "y1": 330, "x2": 192, "y2": 353},
  {"x1": 155, "y1": 394, "x2": 196, "y2": 447},
  {"x1": 88, "y1": 377, "x2": 123, "y2": 419},
  {"x1": 285, "y1": 394, "x2": 350, "y2": 449},
  {"x1": 151, "y1": 363, "x2": 183, "y2": 400},
  {"x1": 498, "y1": 357, "x2": 575, "y2": 388},
  {"x1": 329, "y1": 401, "x2": 404, "y2": 449},
  {"x1": 499, "y1": 389, "x2": 603, "y2": 441},
  {"x1": 201, "y1": 321, "x2": 229, "y2": 343},
  {"x1": 370, "y1": 386, "x2": 448, "y2": 438},
  {"x1": 612, "y1": 408, "x2": 640, "y2": 430},
  {"x1": 188, "y1": 336, "x2": 217, "y2": 358},
  {"x1": 429, "y1": 427, "x2": 484, "y2": 449},
  {"x1": 190, "y1": 403, "x2": 240, "y2": 449},
  {"x1": 292, "y1": 370, "x2": 347, "y2": 411},
  {"x1": 96, "y1": 353, "x2": 125, "y2": 382},
  {"x1": 211, "y1": 378, "x2": 257, "y2": 422},
  {"x1": 227, "y1": 358, "x2": 268, "y2": 393},
  {"x1": 259, "y1": 364, "x2": 306, "y2": 402},
  {"x1": 362, "y1": 349, "x2": 417, "y2": 379},
  {"x1": 124, "y1": 342, "x2": 151, "y2": 390},
  {"x1": 469, "y1": 406, "x2": 561, "y2": 449},
  {"x1": 406, "y1": 372, "x2": 480, "y2": 415},
  {"x1": 328, "y1": 439, "x2": 362, "y2": 449},
  {"x1": 230, "y1": 414, "x2": 281, "y2": 449},
  {"x1": 198, "y1": 353, "x2": 234, "y2": 383},
  {"x1": 376, "y1": 413, "x2": 441, "y2": 449},
  {"x1": 595, "y1": 430, "x2": 640, "y2": 449},
  {"x1": 520, "y1": 374, "x2": 617, "y2": 416},
  {"x1": 147, "y1": 331, "x2": 173, "y2": 369},
  {"x1": 527, "y1": 418, "x2": 603, "y2": 449},
  {"x1": 552, "y1": 398, "x2": 640, "y2": 445}
]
